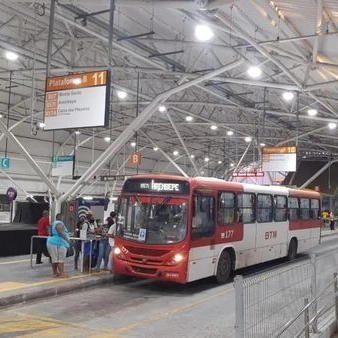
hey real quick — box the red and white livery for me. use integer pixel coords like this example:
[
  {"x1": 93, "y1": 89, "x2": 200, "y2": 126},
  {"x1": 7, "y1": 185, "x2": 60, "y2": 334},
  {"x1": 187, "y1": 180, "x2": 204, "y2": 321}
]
[{"x1": 113, "y1": 175, "x2": 321, "y2": 284}]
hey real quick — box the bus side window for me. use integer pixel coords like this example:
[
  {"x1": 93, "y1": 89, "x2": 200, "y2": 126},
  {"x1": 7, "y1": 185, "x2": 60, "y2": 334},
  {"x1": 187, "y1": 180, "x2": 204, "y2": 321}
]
[
  {"x1": 192, "y1": 195, "x2": 215, "y2": 240},
  {"x1": 218, "y1": 192, "x2": 235, "y2": 225},
  {"x1": 237, "y1": 192, "x2": 255, "y2": 223}
]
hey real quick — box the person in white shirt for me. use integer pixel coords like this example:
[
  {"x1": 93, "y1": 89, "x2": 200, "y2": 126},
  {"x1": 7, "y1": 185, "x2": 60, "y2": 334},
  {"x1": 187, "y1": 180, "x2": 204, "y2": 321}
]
[
  {"x1": 82, "y1": 209, "x2": 97, "y2": 272},
  {"x1": 107, "y1": 212, "x2": 117, "y2": 273}
]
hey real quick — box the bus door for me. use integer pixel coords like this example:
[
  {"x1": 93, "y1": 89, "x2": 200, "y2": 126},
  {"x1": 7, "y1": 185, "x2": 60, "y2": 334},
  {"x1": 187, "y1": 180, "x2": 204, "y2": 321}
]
[
  {"x1": 236, "y1": 192, "x2": 258, "y2": 265},
  {"x1": 188, "y1": 194, "x2": 216, "y2": 282}
]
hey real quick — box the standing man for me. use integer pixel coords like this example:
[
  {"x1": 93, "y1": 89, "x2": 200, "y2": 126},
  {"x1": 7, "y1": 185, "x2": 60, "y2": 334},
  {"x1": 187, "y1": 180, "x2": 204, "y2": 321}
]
[
  {"x1": 81, "y1": 210, "x2": 97, "y2": 272},
  {"x1": 36, "y1": 210, "x2": 50, "y2": 264}
]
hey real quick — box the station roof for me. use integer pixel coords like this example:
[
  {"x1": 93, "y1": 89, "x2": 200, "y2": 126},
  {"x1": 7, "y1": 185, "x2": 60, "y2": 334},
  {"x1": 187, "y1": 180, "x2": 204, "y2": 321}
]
[{"x1": 0, "y1": 0, "x2": 337, "y2": 185}]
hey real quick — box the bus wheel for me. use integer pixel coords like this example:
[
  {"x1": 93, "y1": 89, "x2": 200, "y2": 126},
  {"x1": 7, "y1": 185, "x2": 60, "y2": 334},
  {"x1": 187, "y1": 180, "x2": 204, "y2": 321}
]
[
  {"x1": 216, "y1": 250, "x2": 232, "y2": 284},
  {"x1": 287, "y1": 238, "x2": 297, "y2": 261}
]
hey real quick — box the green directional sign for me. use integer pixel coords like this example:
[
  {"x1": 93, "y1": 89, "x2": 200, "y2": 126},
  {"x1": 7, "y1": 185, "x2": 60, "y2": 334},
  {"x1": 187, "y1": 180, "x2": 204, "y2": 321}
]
[
  {"x1": 1, "y1": 157, "x2": 10, "y2": 169},
  {"x1": 52, "y1": 155, "x2": 74, "y2": 162},
  {"x1": 51, "y1": 155, "x2": 74, "y2": 177}
]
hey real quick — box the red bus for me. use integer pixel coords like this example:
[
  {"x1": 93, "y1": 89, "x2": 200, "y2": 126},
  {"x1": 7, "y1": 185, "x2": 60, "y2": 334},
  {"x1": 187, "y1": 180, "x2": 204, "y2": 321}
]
[{"x1": 113, "y1": 175, "x2": 321, "y2": 284}]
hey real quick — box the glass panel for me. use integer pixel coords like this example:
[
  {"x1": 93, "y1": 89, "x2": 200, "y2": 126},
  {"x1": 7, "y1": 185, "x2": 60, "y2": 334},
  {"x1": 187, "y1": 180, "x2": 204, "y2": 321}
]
[
  {"x1": 238, "y1": 193, "x2": 255, "y2": 223},
  {"x1": 192, "y1": 196, "x2": 215, "y2": 240},
  {"x1": 300, "y1": 198, "x2": 310, "y2": 220},
  {"x1": 274, "y1": 195, "x2": 287, "y2": 222},
  {"x1": 288, "y1": 197, "x2": 299, "y2": 220},
  {"x1": 257, "y1": 194, "x2": 273, "y2": 223},
  {"x1": 218, "y1": 192, "x2": 235, "y2": 224},
  {"x1": 117, "y1": 196, "x2": 188, "y2": 244}
]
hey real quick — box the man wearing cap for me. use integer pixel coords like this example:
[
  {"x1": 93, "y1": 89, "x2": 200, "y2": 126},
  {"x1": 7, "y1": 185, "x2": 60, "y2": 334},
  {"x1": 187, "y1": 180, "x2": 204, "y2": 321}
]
[{"x1": 81, "y1": 209, "x2": 97, "y2": 272}]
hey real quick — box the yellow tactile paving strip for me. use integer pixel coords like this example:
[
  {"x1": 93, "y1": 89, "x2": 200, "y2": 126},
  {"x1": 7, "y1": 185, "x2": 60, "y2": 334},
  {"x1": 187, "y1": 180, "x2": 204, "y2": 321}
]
[
  {"x1": 0, "y1": 312, "x2": 124, "y2": 338},
  {"x1": 0, "y1": 282, "x2": 28, "y2": 292},
  {"x1": 0, "y1": 274, "x2": 87, "y2": 293}
]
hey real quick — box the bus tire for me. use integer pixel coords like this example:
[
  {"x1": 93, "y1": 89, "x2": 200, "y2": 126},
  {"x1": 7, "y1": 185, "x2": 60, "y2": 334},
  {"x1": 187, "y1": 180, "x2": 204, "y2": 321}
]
[
  {"x1": 216, "y1": 250, "x2": 232, "y2": 284},
  {"x1": 287, "y1": 238, "x2": 297, "y2": 261}
]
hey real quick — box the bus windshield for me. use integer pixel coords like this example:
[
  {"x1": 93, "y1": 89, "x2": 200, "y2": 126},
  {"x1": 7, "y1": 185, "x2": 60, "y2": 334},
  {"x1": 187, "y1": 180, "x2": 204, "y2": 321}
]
[{"x1": 117, "y1": 195, "x2": 188, "y2": 244}]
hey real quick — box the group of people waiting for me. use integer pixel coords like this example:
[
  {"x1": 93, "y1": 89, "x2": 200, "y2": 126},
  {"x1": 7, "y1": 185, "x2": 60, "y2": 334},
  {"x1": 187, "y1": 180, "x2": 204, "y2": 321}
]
[
  {"x1": 75, "y1": 209, "x2": 116, "y2": 273},
  {"x1": 322, "y1": 210, "x2": 336, "y2": 230},
  {"x1": 36, "y1": 209, "x2": 117, "y2": 278}
]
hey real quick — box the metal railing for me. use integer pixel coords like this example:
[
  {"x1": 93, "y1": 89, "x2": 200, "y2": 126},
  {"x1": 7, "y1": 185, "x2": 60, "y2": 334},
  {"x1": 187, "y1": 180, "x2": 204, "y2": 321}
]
[
  {"x1": 275, "y1": 273, "x2": 338, "y2": 337},
  {"x1": 234, "y1": 246, "x2": 338, "y2": 338},
  {"x1": 30, "y1": 235, "x2": 98, "y2": 273}
]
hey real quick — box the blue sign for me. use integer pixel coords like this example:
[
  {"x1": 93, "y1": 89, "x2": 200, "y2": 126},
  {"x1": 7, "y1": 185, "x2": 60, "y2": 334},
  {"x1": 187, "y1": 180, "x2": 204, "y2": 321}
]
[{"x1": 1, "y1": 157, "x2": 10, "y2": 169}]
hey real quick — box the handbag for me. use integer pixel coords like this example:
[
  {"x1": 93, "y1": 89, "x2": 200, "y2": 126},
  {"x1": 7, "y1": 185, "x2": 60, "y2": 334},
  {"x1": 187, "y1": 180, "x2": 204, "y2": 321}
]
[{"x1": 66, "y1": 243, "x2": 74, "y2": 257}]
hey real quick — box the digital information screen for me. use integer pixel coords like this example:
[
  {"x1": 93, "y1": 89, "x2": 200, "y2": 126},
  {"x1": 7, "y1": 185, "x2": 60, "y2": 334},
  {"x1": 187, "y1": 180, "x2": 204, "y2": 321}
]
[
  {"x1": 44, "y1": 70, "x2": 110, "y2": 130},
  {"x1": 122, "y1": 179, "x2": 190, "y2": 195}
]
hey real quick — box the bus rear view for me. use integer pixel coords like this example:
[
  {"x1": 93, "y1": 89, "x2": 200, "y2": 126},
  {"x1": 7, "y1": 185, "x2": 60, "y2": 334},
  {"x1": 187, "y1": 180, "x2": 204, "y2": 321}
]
[{"x1": 113, "y1": 176, "x2": 191, "y2": 283}]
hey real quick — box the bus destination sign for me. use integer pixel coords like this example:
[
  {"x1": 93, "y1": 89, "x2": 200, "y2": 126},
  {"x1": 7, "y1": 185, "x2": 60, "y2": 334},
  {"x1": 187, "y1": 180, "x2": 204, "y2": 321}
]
[{"x1": 123, "y1": 179, "x2": 190, "y2": 194}]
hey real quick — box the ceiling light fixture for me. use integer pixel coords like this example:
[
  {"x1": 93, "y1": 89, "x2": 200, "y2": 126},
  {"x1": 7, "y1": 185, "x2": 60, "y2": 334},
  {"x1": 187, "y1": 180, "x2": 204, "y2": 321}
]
[
  {"x1": 260, "y1": 143, "x2": 266, "y2": 147},
  {"x1": 210, "y1": 124, "x2": 218, "y2": 130},
  {"x1": 247, "y1": 66, "x2": 262, "y2": 78},
  {"x1": 116, "y1": 90, "x2": 127, "y2": 99},
  {"x1": 158, "y1": 105, "x2": 167, "y2": 113},
  {"x1": 282, "y1": 91, "x2": 294, "y2": 101},
  {"x1": 72, "y1": 78, "x2": 82, "y2": 85},
  {"x1": 153, "y1": 147, "x2": 158, "y2": 151},
  {"x1": 38, "y1": 122, "x2": 45, "y2": 129},
  {"x1": 307, "y1": 108, "x2": 317, "y2": 116},
  {"x1": 5, "y1": 51, "x2": 19, "y2": 61},
  {"x1": 227, "y1": 130, "x2": 234, "y2": 136},
  {"x1": 195, "y1": 24, "x2": 214, "y2": 41},
  {"x1": 74, "y1": 130, "x2": 80, "y2": 135},
  {"x1": 204, "y1": 157, "x2": 210, "y2": 162},
  {"x1": 185, "y1": 116, "x2": 193, "y2": 122},
  {"x1": 245, "y1": 136, "x2": 252, "y2": 142},
  {"x1": 218, "y1": 160, "x2": 222, "y2": 164},
  {"x1": 130, "y1": 141, "x2": 136, "y2": 147},
  {"x1": 104, "y1": 136, "x2": 111, "y2": 142},
  {"x1": 173, "y1": 150, "x2": 179, "y2": 156},
  {"x1": 328, "y1": 122, "x2": 337, "y2": 130},
  {"x1": 190, "y1": 154, "x2": 195, "y2": 159}
]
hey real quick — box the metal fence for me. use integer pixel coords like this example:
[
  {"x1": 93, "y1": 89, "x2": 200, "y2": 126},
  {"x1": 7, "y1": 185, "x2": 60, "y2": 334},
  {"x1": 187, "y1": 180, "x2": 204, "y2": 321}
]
[{"x1": 234, "y1": 247, "x2": 338, "y2": 338}]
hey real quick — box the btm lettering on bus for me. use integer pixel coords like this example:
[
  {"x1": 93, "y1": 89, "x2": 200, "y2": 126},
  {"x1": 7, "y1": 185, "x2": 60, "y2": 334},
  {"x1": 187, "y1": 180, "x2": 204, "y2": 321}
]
[{"x1": 265, "y1": 231, "x2": 277, "y2": 240}]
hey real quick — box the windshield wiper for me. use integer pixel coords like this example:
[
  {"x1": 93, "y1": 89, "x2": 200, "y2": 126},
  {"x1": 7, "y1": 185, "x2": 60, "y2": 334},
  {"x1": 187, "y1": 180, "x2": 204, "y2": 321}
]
[{"x1": 155, "y1": 196, "x2": 172, "y2": 215}]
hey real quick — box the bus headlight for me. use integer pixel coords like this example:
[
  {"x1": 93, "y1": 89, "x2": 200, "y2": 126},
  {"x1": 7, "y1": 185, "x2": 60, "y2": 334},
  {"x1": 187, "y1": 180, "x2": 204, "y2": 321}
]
[
  {"x1": 114, "y1": 246, "x2": 127, "y2": 260},
  {"x1": 165, "y1": 252, "x2": 186, "y2": 266}
]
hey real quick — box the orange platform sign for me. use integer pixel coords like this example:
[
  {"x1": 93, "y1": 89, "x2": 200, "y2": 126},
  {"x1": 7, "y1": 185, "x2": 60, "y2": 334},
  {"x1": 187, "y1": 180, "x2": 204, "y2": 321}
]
[{"x1": 130, "y1": 152, "x2": 141, "y2": 166}]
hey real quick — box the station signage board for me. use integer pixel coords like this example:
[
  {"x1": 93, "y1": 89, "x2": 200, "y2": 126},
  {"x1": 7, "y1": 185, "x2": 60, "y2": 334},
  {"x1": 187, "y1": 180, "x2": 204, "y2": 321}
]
[
  {"x1": 51, "y1": 155, "x2": 74, "y2": 177},
  {"x1": 262, "y1": 146, "x2": 297, "y2": 172},
  {"x1": 44, "y1": 70, "x2": 110, "y2": 130}
]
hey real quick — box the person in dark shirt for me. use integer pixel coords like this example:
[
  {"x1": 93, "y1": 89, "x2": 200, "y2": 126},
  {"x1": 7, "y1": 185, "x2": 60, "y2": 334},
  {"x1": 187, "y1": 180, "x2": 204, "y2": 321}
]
[{"x1": 36, "y1": 210, "x2": 50, "y2": 264}]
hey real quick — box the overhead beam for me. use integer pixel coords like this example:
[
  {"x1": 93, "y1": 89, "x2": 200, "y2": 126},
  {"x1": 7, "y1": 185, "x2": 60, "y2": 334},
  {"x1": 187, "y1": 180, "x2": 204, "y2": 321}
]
[
  {"x1": 142, "y1": 132, "x2": 189, "y2": 177},
  {"x1": 166, "y1": 111, "x2": 199, "y2": 175},
  {"x1": 0, "y1": 119, "x2": 59, "y2": 196},
  {"x1": 59, "y1": 58, "x2": 244, "y2": 203}
]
